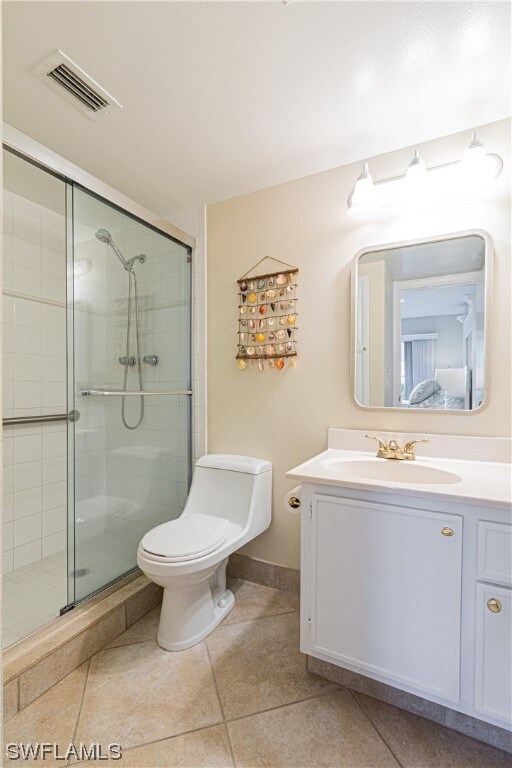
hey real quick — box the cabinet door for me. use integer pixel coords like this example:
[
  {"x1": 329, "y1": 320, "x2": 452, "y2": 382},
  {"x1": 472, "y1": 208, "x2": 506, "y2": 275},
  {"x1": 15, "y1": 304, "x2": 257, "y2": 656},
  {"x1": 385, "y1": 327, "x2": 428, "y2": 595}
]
[
  {"x1": 309, "y1": 495, "x2": 462, "y2": 702},
  {"x1": 475, "y1": 583, "x2": 512, "y2": 725}
]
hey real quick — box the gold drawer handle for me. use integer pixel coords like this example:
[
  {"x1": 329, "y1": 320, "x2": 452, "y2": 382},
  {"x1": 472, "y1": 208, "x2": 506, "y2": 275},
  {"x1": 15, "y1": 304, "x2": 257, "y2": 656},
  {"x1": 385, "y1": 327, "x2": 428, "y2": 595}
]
[
  {"x1": 441, "y1": 527, "x2": 454, "y2": 537},
  {"x1": 487, "y1": 598, "x2": 502, "y2": 614}
]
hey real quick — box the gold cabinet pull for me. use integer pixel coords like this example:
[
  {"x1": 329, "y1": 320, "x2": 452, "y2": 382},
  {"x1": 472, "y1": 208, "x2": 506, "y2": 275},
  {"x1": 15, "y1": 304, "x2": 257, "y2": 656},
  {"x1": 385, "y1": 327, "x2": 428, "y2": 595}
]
[
  {"x1": 441, "y1": 527, "x2": 454, "y2": 537},
  {"x1": 487, "y1": 598, "x2": 502, "y2": 613}
]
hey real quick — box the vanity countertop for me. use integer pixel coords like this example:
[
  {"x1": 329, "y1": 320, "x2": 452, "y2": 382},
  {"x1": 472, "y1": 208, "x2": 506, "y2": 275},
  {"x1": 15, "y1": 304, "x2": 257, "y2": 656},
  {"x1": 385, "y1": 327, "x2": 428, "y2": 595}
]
[{"x1": 287, "y1": 448, "x2": 512, "y2": 510}]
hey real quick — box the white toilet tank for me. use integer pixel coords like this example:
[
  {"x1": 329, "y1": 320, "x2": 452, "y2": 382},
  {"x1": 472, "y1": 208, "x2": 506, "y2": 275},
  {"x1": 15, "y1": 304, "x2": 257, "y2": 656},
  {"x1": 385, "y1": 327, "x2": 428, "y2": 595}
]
[{"x1": 183, "y1": 455, "x2": 272, "y2": 536}]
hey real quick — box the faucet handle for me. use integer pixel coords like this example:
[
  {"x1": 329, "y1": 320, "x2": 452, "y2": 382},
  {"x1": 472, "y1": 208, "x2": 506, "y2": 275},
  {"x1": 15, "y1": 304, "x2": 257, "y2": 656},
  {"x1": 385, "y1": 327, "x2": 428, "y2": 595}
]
[
  {"x1": 365, "y1": 435, "x2": 388, "y2": 456},
  {"x1": 403, "y1": 437, "x2": 429, "y2": 460}
]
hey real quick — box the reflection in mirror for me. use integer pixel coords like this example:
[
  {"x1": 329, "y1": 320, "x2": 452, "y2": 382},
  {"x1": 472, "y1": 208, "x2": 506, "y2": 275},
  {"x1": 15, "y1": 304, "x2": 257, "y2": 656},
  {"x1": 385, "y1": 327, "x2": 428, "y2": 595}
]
[{"x1": 354, "y1": 233, "x2": 490, "y2": 411}]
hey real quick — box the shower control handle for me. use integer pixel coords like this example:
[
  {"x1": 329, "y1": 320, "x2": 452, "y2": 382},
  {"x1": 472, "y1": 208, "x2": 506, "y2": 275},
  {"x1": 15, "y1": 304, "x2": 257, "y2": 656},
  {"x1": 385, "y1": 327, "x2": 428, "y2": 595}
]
[
  {"x1": 143, "y1": 355, "x2": 159, "y2": 366},
  {"x1": 119, "y1": 356, "x2": 136, "y2": 367}
]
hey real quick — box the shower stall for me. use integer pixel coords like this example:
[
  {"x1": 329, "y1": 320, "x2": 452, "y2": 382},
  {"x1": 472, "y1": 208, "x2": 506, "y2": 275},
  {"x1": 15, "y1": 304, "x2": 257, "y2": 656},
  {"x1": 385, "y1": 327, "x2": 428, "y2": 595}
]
[{"x1": 2, "y1": 147, "x2": 192, "y2": 647}]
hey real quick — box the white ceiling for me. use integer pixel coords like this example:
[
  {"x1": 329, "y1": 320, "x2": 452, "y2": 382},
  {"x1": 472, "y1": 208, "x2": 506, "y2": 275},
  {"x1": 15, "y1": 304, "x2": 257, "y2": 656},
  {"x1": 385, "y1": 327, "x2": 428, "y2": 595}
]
[
  {"x1": 3, "y1": 1, "x2": 511, "y2": 216},
  {"x1": 360, "y1": 234, "x2": 485, "y2": 280},
  {"x1": 401, "y1": 283, "x2": 476, "y2": 319}
]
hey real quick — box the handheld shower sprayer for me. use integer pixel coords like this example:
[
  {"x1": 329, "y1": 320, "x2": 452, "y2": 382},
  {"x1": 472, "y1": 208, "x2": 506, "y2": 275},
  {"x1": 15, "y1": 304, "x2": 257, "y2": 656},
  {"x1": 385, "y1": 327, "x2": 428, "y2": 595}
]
[
  {"x1": 94, "y1": 229, "x2": 145, "y2": 271},
  {"x1": 94, "y1": 227, "x2": 146, "y2": 429}
]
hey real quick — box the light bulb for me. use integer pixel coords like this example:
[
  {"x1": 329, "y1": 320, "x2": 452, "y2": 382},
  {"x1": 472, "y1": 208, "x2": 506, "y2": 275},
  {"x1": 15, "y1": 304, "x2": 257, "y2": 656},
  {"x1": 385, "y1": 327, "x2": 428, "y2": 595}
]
[
  {"x1": 348, "y1": 162, "x2": 378, "y2": 217},
  {"x1": 461, "y1": 133, "x2": 495, "y2": 183},
  {"x1": 405, "y1": 147, "x2": 427, "y2": 185}
]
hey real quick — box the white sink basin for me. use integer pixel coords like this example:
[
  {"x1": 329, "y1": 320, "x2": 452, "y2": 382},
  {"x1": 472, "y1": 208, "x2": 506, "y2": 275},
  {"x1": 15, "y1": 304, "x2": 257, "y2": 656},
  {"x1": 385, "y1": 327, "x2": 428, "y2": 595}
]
[
  {"x1": 322, "y1": 458, "x2": 462, "y2": 485},
  {"x1": 287, "y1": 431, "x2": 511, "y2": 508}
]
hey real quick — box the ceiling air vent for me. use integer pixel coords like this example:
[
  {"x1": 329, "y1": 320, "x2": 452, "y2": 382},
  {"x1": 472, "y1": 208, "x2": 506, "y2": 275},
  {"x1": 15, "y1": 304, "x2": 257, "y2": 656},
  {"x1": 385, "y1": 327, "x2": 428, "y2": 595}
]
[{"x1": 31, "y1": 50, "x2": 122, "y2": 121}]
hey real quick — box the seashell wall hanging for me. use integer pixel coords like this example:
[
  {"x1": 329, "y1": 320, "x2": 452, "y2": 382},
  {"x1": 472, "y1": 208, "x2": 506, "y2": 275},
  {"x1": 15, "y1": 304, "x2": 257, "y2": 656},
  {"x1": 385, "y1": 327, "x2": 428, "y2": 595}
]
[{"x1": 237, "y1": 257, "x2": 298, "y2": 370}]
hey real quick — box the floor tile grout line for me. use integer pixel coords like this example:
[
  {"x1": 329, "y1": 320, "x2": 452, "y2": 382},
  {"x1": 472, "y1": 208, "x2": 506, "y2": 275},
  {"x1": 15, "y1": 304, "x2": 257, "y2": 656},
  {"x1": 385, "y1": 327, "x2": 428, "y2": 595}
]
[
  {"x1": 204, "y1": 642, "x2": 228, "y2": 723},
  {"x1": 282, "y1": 592, "x2": 300, "y2": 611},
  {"x1": 221, "y1": 607, "x2": 298, "y2": 627},
  {"x1": 66, "y1": 657, "x2": 92, "y2": 768},
  {"x1": 92, "y1": 720, "x2": 226, "y2": 759},
  {"x1": 222, "y1": 685, "x2": 344, "y2": 727},
  {"x1": 217, "y1": 608, "x2": 300, "y2": 634},
  {"x1": 223, "y1": 722, "x2": 238, "y2": 768},
  {"x1": 205, "y1": 642, "x2": 238, "y2": 767},
  {"x1": 350, "y1": 689, "x2": 406, "y2": 768}
]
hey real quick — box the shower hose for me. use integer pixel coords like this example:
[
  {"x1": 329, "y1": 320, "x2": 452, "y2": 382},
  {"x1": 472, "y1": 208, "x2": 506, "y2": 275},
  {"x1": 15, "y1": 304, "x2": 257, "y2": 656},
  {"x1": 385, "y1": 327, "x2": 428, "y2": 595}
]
[{"x1": 122, "y1": 267, "x2": 144, "y2": 430}]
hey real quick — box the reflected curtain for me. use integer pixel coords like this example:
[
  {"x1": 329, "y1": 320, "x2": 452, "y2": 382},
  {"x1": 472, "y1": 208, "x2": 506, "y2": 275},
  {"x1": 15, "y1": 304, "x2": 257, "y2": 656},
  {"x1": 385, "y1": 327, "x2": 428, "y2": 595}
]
[{"x1": 403, "y1": 339, "x2": 435, "y2": 400}]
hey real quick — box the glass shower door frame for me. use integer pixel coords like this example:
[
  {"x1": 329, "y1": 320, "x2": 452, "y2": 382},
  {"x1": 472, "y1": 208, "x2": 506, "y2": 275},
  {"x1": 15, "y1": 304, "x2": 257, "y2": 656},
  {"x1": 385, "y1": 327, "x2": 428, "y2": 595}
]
[
  {"x1": 64, "y1": 182, "x2": 193, "y2": 609},
  {"x1": 65, "y1": 182, "x2": 76, "y2": 611}
]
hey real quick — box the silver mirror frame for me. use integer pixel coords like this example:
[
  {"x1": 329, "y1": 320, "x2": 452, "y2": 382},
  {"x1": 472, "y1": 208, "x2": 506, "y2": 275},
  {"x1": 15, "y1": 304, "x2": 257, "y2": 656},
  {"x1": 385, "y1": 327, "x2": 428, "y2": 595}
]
[{"x1": 350, "y1": 229, "x2": 494, "y2": 414}]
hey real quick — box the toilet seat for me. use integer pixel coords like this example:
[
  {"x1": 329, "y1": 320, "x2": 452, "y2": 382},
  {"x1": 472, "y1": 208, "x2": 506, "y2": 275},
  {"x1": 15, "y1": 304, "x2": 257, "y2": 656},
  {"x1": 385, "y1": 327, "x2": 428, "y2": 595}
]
[{"x1": 141, "y1": 513, "x2": 229, "y2": 562}]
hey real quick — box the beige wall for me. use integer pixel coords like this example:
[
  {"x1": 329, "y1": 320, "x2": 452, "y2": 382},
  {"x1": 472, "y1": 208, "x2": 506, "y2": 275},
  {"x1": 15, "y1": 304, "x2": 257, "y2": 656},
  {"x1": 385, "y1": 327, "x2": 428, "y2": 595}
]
[{"x1": 207, "y1": 119, "x2": 511, "y2": 570}]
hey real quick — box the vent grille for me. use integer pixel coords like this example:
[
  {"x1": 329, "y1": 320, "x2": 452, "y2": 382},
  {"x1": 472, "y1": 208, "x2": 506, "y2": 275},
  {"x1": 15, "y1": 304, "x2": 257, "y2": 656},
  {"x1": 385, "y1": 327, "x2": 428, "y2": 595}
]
[
  {"x1": 31, "y1": 50, "x2": 122, "y2": 121},
  {"x1": 47, "y1": 63, "x2": 110, "y2": 112}
]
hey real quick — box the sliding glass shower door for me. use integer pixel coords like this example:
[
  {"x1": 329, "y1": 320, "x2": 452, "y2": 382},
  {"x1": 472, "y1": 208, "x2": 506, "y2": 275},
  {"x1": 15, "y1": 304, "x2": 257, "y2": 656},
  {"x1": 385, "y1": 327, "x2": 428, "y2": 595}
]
[{"x1": 68, "y1": 186, "x2": 192, "y2": 604}]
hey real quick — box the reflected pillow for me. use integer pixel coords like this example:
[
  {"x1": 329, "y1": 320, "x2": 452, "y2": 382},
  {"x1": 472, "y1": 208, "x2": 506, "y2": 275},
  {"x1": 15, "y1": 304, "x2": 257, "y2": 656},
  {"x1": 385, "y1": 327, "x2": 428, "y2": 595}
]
[{"x1": 409, "y1": 378, "x2": 441, "y2": 405}]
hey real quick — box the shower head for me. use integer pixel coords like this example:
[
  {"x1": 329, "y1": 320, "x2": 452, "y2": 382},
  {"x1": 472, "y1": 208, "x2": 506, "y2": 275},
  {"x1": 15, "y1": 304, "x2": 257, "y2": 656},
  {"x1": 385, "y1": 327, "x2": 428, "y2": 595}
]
[
  {"x1": 95, "y1": 228, "x2": 130, "y2": 270},
  {"x1": 95, "y1": 228, "x2": 112, "y2": 244}
]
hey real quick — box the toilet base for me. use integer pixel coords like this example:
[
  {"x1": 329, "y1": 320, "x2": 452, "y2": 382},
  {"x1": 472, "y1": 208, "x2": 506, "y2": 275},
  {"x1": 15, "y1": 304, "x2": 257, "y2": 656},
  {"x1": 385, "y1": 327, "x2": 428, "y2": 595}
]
[
  {"x1": 156, "y1": 557, "x2": 234, "y2": 651},
  {"x1": 157, "y1": 588, "x2": 234, "y2": 651}
]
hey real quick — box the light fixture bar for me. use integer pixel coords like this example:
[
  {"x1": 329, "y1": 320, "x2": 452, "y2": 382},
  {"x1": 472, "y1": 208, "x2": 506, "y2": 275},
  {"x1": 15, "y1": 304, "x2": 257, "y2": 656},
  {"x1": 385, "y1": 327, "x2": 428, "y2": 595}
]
[{"x1": 347, "y1": 153, "x2": 503, "y2": 211}]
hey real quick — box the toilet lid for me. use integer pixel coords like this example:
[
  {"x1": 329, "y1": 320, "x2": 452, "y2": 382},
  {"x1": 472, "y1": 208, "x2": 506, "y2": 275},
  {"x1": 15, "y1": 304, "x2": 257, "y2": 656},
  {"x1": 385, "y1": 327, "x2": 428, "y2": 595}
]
[{"x1": 141, "y1": 513, "x2": 229, "y2": 561}]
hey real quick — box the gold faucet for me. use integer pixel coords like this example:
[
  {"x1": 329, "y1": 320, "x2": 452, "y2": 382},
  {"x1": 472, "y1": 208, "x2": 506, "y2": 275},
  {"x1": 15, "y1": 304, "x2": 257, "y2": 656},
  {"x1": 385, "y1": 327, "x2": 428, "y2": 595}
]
[{"x1": 365, "y1": 435, "x2": 429, "y2": 461}]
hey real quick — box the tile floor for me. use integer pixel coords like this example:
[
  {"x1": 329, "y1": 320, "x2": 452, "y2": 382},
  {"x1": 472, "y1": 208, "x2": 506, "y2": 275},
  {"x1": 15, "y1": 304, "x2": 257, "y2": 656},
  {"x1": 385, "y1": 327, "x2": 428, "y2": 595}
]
[
  {"x1": 4, "y1": 578, "x2": 511, "y2": 767},
  {"x1": 2, "y1": 551, "x2": 67, "y2": 648}
]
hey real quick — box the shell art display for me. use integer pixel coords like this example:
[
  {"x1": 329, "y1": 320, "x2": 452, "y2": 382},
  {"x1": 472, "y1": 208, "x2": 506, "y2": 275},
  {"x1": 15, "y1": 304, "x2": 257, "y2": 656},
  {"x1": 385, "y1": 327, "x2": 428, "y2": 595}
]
[{"x1": 237, "y1": 257, "x2": 298, "y2": 370}]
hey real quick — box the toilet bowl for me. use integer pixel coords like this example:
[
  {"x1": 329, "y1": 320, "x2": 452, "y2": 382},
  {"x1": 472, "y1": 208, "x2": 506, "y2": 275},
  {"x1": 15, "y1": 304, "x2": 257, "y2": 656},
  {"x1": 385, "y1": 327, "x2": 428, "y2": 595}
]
[{"x1": 137, "y1": 454, "x2": 272, "y2": 650}]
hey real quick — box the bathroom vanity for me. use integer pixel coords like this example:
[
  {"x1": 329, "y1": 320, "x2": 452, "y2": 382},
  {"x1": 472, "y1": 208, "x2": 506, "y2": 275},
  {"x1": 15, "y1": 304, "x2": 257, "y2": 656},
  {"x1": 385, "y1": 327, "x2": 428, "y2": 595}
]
[{"x1": 287, "y1": 429, "x2": 512, "y2": 736}]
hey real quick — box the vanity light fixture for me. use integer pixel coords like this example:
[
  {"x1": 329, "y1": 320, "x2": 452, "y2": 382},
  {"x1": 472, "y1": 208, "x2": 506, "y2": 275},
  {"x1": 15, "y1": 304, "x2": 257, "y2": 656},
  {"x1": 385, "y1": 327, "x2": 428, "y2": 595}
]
[{"x1": 347, "y1": 134, "x2": 503, "y2": 217}]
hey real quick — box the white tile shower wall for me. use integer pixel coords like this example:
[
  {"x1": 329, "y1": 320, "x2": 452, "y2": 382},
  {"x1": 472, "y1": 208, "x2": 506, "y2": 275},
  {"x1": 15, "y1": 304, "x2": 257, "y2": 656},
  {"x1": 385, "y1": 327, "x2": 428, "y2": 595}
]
[
  {"x1": 102, "y1": 226, "x2": 190, "y2": 534},
  {"x1": 73, "y1": 237, "x2": 108, "y2": 538},
  {"x1": 2, "y1": 191, "x2": 67, "y2": 572},
  {"x1": 165, "y1": 206, "x2": 207, "y2": 463}
]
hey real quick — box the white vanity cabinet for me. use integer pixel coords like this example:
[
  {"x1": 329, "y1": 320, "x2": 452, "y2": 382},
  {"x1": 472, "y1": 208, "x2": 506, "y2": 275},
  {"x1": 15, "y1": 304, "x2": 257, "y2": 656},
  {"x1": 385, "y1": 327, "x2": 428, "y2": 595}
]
[
  {"x1": 289, "y1": 430, "x2": 512, "y2": 734},
  {"x1": 298, "y1": 481, "x2": 512, "y2": 733},
  {"x1": 306, "y1": 494, "x2": 463, "y2": 702}
]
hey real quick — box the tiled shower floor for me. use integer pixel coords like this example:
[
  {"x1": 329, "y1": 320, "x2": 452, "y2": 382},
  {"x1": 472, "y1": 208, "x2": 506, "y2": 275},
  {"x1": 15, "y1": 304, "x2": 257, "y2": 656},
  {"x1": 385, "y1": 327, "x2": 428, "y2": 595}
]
[
  {"x1": 2, "y1": 550, "x2": 67, "y2": 648},
  {"x1": 4, "y1": 578, "x2": 510, "y2": 767},
  {"x1": 3, "y1": 530, "x2": 143, "y2": 649}
]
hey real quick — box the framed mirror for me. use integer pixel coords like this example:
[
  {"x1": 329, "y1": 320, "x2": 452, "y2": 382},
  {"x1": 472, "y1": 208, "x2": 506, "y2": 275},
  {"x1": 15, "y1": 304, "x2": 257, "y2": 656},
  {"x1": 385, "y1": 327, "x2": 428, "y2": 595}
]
[{"x1": 351, "y1": 230, "x2": 492, "y2": 412}]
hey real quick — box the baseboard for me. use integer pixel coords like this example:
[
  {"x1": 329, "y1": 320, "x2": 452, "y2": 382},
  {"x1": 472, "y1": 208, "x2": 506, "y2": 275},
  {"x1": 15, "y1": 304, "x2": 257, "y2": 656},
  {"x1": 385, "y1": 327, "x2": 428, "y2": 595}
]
[
  {"x1": 227, "y1": 552, "x2": 300, "y2": 595},
  {"x1": 307, "y1": 655, "x2": 512, "y2": 754}
]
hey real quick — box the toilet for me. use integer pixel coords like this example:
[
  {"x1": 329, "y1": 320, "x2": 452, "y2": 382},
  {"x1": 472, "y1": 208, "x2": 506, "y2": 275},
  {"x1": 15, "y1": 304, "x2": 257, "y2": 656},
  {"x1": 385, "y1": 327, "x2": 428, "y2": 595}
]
[{"x1": 137, "y1": 454, "x2": 272, "y2": 650}]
